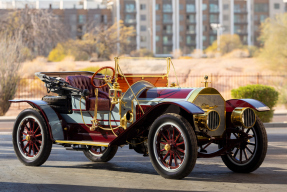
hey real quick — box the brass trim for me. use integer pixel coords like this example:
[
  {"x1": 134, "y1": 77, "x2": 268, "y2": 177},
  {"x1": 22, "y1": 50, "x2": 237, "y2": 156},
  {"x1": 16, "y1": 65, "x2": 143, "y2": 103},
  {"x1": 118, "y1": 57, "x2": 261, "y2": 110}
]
[
  {"x1": 231, "y1": 107, "x2": 256, "y2": 129},
  {"x1": 194, "y1": 109, "x2": 221, "y2": 131},
  {"x1": 55, "y1": 140, "x2": 109, "y2": 147}
]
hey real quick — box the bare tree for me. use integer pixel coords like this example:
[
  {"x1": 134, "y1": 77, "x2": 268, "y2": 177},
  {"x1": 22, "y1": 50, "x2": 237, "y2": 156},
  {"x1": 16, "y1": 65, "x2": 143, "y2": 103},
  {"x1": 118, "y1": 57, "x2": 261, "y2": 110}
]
[
  {"x1": 0, "y1": 35, "x2": 24, "y2": 116},
  {"x1": 72, "y1": 20, "x2": 136, "y2": 59},
  {"x1": 0, "y1": 8, "x2": 68, "y2": 57}
]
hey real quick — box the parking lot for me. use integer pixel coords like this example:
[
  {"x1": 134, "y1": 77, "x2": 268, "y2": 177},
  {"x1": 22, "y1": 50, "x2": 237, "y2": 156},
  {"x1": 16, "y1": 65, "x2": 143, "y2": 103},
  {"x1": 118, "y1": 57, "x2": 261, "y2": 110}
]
[{"x1": 0, "y1": 122, "x2": 286, "y2": 192}]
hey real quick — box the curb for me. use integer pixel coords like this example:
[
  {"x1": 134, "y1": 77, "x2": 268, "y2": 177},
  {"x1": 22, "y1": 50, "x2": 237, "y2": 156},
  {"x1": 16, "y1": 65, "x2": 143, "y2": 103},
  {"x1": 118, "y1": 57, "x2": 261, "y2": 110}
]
[
  {"x1": 0, "y1": 117, "x2": 16, "y2": 122},
  {"x1": 263, "y1": 123, "x2": 287, "y2": 128}
]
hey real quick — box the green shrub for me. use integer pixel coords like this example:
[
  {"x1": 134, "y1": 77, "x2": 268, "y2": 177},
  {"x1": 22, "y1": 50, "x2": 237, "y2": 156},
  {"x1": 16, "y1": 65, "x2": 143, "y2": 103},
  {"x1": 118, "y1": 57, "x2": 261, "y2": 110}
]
[
  {"x1": 231, "y1": 84, "x2": 279, "y2": 122},
  {"x1": 48, "y1": 43, "x2": 67, "y2": 62}
]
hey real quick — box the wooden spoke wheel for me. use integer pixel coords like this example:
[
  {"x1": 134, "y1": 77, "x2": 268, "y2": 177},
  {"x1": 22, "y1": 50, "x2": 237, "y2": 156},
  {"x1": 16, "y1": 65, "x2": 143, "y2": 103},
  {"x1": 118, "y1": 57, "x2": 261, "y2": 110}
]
[
  {"x1": 154, "y1": 124, "x2": 185, "y2": 170},
  {"x1": 83, "y1": 146, "x2": 118, "y2": 162},
  {"x1": 13, "y1": 109, "x2": 52, "y2": 166},
  {"x1": 221, "y1": 116, "x2": 268, "y2": 173},
  {"x1": 148, "y1": 113, "x2": 197, "y2": 179}
]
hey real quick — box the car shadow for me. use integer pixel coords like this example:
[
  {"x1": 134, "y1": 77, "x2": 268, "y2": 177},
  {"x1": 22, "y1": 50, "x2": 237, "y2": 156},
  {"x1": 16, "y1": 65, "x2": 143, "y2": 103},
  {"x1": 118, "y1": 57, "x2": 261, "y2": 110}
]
[
  {"x1": 0, "y1": 182, "x2": 198, "y2": 192},
  {"x1": 43, "y1": 160, "x2": 287, "y2": 185}
]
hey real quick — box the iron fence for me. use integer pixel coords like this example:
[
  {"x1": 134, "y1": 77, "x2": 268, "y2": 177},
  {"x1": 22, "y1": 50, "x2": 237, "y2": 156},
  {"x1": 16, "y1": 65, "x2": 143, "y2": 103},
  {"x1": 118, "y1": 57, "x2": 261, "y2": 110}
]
[{"x1": 10, "y1": 74, "x2": 287, "y2": 110}]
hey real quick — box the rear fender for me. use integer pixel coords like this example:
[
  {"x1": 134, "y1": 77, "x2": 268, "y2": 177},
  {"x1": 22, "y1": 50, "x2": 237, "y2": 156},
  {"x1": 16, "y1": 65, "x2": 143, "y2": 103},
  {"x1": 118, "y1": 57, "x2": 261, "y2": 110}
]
[
  {"x1": 226, "y1": 99, "x2": 270, "y2": 112},
  {"x1": 110, "y1": 101, "x2": 204, "y2": 146},
  {"x1": 9, "y1": 100, "x2": 64, "y2": 141}
]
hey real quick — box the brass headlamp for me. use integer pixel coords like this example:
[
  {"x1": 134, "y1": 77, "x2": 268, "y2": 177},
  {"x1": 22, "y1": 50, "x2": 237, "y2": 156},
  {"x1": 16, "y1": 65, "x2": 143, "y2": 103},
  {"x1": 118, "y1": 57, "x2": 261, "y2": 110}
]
[
  {"x1": 231, "y1": 107, "x2": 256, "y2": 128},
  {"x1": 194, "y1": 109, "x2": 220, "y2": 131}
]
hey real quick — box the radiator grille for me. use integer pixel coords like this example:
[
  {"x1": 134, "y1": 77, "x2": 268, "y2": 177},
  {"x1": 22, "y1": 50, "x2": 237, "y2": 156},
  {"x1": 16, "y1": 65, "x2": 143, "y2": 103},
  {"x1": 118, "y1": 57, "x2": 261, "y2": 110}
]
[
  {"x1": 243, "y1": 108, "x2": 256, "y2": 128},
  {"x1": 207, "y1": 111, "x2": 220, "y2": 130}
]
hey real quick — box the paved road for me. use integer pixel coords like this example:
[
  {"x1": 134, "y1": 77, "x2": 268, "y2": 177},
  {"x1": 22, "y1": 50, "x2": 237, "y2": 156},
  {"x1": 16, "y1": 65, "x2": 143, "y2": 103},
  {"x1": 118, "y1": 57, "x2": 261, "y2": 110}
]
[{"x1": 0, "y1": 127, "x2": 286, "y2": 192}]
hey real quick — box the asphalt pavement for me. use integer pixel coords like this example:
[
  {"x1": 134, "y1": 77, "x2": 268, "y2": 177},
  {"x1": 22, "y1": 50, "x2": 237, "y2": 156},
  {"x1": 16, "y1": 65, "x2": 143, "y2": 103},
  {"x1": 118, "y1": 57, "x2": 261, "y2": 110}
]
[{"x1": 0, "y1": 121, "x2": 286, "y2": 191}]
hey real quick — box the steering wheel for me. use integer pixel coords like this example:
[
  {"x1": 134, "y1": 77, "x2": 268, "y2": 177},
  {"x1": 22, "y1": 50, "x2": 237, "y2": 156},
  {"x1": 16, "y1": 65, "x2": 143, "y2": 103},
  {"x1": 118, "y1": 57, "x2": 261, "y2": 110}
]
[{"x1": 91, "y1": 66, "x2": 115, "y2": 88}]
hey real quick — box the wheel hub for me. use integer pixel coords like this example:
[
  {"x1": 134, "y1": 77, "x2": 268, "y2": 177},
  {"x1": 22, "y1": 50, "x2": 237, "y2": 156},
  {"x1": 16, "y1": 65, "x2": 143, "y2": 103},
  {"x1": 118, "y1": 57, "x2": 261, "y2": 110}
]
[
  {"x1": 164, "y1": 144, "x2": 171, "y2": 151},
  {"x1": 26, "y1": 135, "x2": 31, "y2": 141}
]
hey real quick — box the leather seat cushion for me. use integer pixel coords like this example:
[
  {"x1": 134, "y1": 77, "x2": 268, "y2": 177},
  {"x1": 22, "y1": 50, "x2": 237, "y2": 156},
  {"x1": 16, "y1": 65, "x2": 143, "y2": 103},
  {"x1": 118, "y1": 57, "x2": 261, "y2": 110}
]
[
  {"x1": 66, "y1": 75, "x2": 109, "y2": 97},
  {"x1": 66, "y1": 75, "x2": 113, "y2": 111}
]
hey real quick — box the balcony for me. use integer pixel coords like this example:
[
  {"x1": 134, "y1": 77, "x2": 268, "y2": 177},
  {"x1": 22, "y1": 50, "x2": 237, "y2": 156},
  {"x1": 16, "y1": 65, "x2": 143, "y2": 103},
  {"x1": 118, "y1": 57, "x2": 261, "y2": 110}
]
[
  {"x1": 163, "y1": 41, "x2": 173, "y2": 45},
  {"x1": 234, "y1": 9, "x2": 247, "y2": 14},
  {"x1": 125, "y1": 19, "x2": 136, "y2": 24}
]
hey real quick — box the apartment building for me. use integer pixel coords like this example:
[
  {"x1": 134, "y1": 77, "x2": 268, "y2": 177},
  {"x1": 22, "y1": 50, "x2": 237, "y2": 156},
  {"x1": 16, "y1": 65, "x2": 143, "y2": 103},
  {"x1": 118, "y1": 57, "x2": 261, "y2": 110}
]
[
  {"x1": 0, "y1": 0, "x2": 112, "y2": 39},
  {"x1": 111, "y1": 0, "x2": 287, "y2": 56},
  {"x1": 1, "y1": 0, "x2": 287, "y2": 56}
]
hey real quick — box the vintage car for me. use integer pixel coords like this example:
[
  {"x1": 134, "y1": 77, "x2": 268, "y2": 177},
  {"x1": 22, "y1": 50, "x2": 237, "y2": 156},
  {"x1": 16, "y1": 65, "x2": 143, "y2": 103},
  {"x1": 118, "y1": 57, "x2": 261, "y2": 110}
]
[{"x1": 10, "y1": 57, "x2": 269, "y2": 179}]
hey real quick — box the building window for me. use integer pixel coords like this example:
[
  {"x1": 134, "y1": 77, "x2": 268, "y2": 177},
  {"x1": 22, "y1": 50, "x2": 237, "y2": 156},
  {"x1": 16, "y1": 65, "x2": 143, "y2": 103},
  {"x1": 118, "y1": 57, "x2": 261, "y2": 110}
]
[
  {"x1": 210, "y1": 14, "x2": 219, "y2": 23},
  {"x1": 203, "y1": 14, "x2": 207, "y2": 21},
  {"x1": 254, "y1": 3, "x2": 268, "y2": 12},
  {"x1": 180, "y1": 14, "x2": 184, "y2": 21},
  {"x1": 140, "y1": 4, "x2": 146, "y2": 10},
  {"x1": 187, "y1": 15, "x2": 195, "y2": 23},
  {"x1": 125, "y1": 14, "x2": 135, "y2": 23},
  {"x1": 210, "y1": 36, "x2": 216, "y2": 44},
  {"x1": 140, "y1": 15, "x2": 146, "y2": 21},
  {"x1": 223, "y1": 4, "x2": 229, "y2": 10},
  {"x1": 186, "y1": 36, "x2": 194, "y2": 44},
  {"x1": 186, "y1": 4, "x2": 195, "y2": 13},
  {"x1": 78, "y1": 15, "x2": 86, "y2": 24},
  {"x1": 140, "y1": 25, "x2": 146, "y2": 31},
  {"x1": 223, "y1": 15, "x2": 229, "y2": 21},
  {"x1": 202, "y1": 4, "x2": 207, "y2": 11},
  {"x1": 101, "y1": 15, "x2": 107, "y2": 23},
  {"x1": 156, "y1": 25, "x2": 161, "y2": 31},
  {"x1": 202, "y1": 35, "x2": 207, "y2": 42},
  {"x1": 260, "y1": 15, "x2": 267, "y2": 22},
  {"x1": 163, "y1": 3, "x2": 172, "y2": 12},
  {"x1": 186, "y1": 25, "x2": 195, "y2": 34},
  {"x1": 163, "y1": 46, "x2": 172, "y2": 54},
  {"x1": 156, "y1": 14, "x2": 161, "y2": 21},
  {"x1": 179, "y1": 4, "x2": 184, "y2": 10},
  {"x1": 140, "y1": 36, "x2": 146, "y2": 42},
  {"x1": 164, "y1": 25, "x2": 172, "y2": 34},
  {"x1": 125, "y1": 3, "x2": 135, "y2": 12},
  {"x1": 163, "y1": 14, "x2": 172, "y2": 23},
  {"x1": 156, "y1": 36, "x2": 159, "y2": 42},
  {"x1": 156, "y1": 4, "x2": 160, "y2": 10},
  {"x1": 94, "y1": 14, "x2": 100, "y2": 22},
  {"x1": 210, "y1": 4, "x2": 219, "y2": 13},
  {"x1": 274, "y1": 3, "x2": 280, "y2": 10}
]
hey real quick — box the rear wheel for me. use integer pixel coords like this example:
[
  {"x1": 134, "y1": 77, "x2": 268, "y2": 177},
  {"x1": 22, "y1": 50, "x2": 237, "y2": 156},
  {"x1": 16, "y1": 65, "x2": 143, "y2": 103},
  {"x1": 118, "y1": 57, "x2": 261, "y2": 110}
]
[
  {"x1": 12, "y1": 108, "x2": 52, "y2": 166},
  {"x1": 83, "y1": 146, "x2": 118, "y2": 162},
  {"x1": 221, "y1": 116, "x2": 268, "y2": 173},
  {"x1": 148, "y1": 113, "x2": 197, "y2": 179}
]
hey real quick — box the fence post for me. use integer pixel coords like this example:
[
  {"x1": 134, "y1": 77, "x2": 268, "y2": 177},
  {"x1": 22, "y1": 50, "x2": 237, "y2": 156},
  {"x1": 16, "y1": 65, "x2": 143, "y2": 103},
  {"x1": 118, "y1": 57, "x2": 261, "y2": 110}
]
[{"x1": 257, "y1": 73, "x2": 259, "y2": 84}]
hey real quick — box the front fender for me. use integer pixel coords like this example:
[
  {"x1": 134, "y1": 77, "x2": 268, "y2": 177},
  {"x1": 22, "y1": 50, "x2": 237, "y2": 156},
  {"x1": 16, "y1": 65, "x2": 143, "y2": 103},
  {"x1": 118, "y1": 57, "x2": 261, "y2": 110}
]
[
  {"x1": 226, "y1": 99, "x2": 270, "y2": 112},
  {"x1": 9, "y1": 100, "x2": 64, "y2": 141},
  {"x1": 110, "y1": 101, "x2": 204, "y2": 146}
]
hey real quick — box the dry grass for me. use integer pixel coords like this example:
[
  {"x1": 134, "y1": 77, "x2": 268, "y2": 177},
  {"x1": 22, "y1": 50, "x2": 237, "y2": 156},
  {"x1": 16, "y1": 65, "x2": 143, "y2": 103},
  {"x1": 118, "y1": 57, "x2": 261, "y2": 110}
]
[
  {"x1": 55, "y1": 56, "x2": 76, "y2": 71},
  {"x1": 20, "y1": 57, "x2": 47, "y2": 78}
]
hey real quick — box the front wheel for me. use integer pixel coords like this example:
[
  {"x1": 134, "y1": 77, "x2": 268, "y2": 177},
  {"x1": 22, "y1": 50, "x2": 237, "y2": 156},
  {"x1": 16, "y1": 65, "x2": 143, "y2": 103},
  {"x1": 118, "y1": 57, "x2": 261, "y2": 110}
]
[
  {"x1": 83, "y1": 146, "x2": 118, "y2": 162},
  {"x1": 148, "y1": 113, "x2": 197, "y2": 179},
  {"x1": 221, "y1": 116, "x2": 268, "y2": 173},
  {"x1": 12, "y1": 108, "x2": 52, "y2": 166}
]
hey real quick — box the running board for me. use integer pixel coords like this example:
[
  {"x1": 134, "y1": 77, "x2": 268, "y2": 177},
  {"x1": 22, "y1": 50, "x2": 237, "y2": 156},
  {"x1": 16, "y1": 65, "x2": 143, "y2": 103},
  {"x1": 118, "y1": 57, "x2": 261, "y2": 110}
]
[{"x1": 54, "y1": 140, "x2": 109, "y2": 147}]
